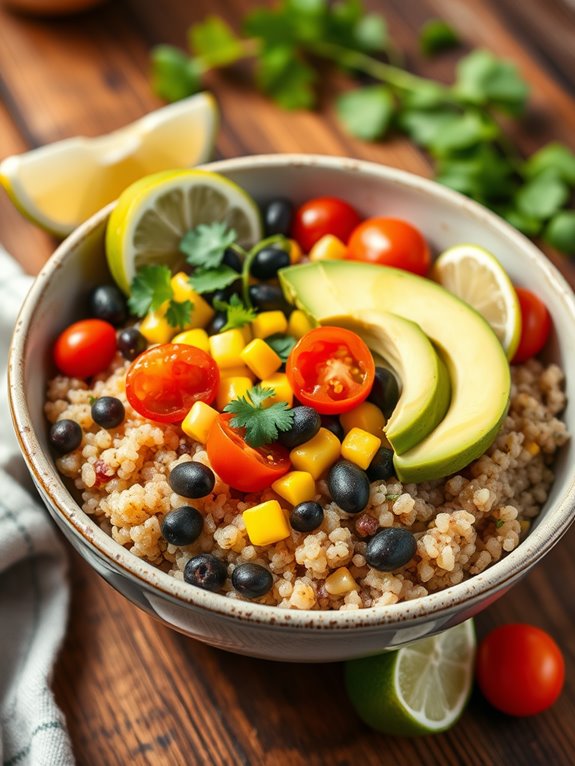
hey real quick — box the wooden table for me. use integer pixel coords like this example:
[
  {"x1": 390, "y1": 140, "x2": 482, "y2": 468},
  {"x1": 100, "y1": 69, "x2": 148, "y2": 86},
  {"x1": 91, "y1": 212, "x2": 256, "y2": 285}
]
[{"x1": 2, "y1": 1, "x2": 575, "y2": 763}]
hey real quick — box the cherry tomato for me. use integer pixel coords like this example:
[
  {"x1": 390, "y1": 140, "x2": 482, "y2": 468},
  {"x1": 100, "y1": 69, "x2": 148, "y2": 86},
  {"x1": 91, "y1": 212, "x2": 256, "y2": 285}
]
[
  {"x1": 206, "y1": 414, "x2": 291, "y2": 492},
  {"x1": 286, "y1": 327, "x2": 375, "y2": 415},
  {"x1": 125, "y1": 344, "x2": 219, "y2": 424},
  {"x1": 512, "y1": 287, "x2": 552, "y2": 364},
  {"x1": 291, "y1": 197, "x2": 361, "y2": 253},
  {"x1": 347, "y1": 217, "x2": 431, "y2": 276},
  {"x1": 476, "y1": 624, "x2": 565, "y2": 716},
  {"x1": 54, "y1": 319, "x2": 117, "y2": 378}
]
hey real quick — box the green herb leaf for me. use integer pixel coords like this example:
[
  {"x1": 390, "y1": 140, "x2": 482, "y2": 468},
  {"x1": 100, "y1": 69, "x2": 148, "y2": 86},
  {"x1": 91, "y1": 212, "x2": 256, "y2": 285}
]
[
  {"x1": 336, "y1": 85, "x2": 394, "y2": 140},
  {"x1": 224, "y1": 385, "x2": 294, "y2": 447},
  {"x1": 256, "y1": 45, "x2": 316, "y2": 109},
  {"x1": 523, "y1": 142, "x2": 575, "y2": 187},
  {"x1": 188, "y1": 266, "x2": 240, "y2": 294},
  {"x1": 165, "y1": 299, "x2": 193, "y2": 329},
  {"x1": 244, "y1": 7, "x2": 297, "y2": 46},
  {"x1": 128, "y1": 265, "x2": 173, "y2": 317},
  {"x1": 419, "y1": 19, "x2": 460, "y2": 56},
  {"x1": 180, "y1": 222, "x2": 237, "y2": 270},
  {"x1": 353, "y1": 14, "x2": 388, "y2": 53},
  {"x1": 265, "y1": 334, "x2": 297, "y2": 363},
  {"x1": 188, "y1": 16, "x2": 244, "y2": 68},
  {"x1": 213, "y1": 294, "x2": 257, "y2": 331},
  {"x1": 515, "y1": 169, "x2": 569, "y2": 221},
  {"x1": 400, "y1": 82, "x2": 449, "y2": 110},
  {"x1": 435, "y1": 145, "x2": 516, "y2": 203},
  {"x1": 455, "y1": 49, "x2": 529, "y2": 115},
  {"x1": 496, "y1": 519, "x2": 505, "y2": 529},
  {"x1": 151, "y1": 46, "x2": 203, "y2": 103},
  {"x1": 544, "y1": 211, "x2": 575, "y2": 255},
  {"x1": 499, "y1": 207, "x2": 543, "y2": 237}
]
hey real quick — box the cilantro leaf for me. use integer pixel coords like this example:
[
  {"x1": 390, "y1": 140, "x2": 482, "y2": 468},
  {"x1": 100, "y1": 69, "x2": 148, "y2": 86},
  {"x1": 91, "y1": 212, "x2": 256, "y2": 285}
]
[
  {"x1": 224, "y1": 385, "x2": 294, "y2": 448},
  {"x1": 455, "y1": 50, "x2": 529, "y2": 115},
  {"x1": 265, "y1": 334, "x2": 297, "y2": 363},
  {"x1": 165, "y1": 299, "x2": 193, "y2": 329},
  {"x1": 544, "y1": 211, "x2": 575, "y2": 255},
  {"x1": 523, "y1": 143, "x2": 575, "y2": 187},
  {"x1": 419, "y1": 19, "x2": 460, "y2": 56},
  {"x1": 188, "y1": 266, "x2": 240, "y2": 294},
  {"x1": 436, "y1": 146, "x2": 516, "y2": 203},
  {"x1": 151, "y1": 46, "x2": 203, "y2": 103},
  {"x1": 189, "y1": 17, "x2": 244, "y2": 68},
  {"x1": 128, "y1": 265, "x2": 173, "y2": 317},
  {"x1": 499, "y1": 207, "x2": 542, "y2": 237},
  {"x1": 180, "y1": 222, "x2": 237, "y2": 270},
  {"x1": 336, "y1": 85, "x2": 394, "y2": 140},
  {"x1": 256, "y1": 45, "x2": 316, "y2": 110},
  {"x1": 213, "y1": 294, "x2": 257, "y2": 332},
  {"x1": 515, "y1": 169, "x2": 569, "y2": 221}
]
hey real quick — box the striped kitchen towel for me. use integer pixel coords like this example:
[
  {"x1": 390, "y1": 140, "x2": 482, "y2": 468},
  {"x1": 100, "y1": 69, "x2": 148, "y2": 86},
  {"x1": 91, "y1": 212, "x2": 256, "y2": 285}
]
[{"x1": 0, "y1": 247, "x2": 74, "y2": 766}]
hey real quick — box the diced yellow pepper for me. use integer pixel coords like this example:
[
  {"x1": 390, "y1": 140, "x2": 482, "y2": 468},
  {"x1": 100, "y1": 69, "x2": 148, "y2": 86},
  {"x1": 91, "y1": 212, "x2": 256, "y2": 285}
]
[
  {"x1": 170, "y1": 272, "x2": 214, "y2": 329},
  {"x1": 287, "y1": 309, "x2": 313, "y2": 339},
  {"x1": 341, "y1": 427, "x2": 382, "y2": 470},
  {"x1": 272, "y1": 471, "x2": 316, "y2": 506},
  {"x1": 209, "y1": 328, "x2": 246, "y2": 368},
  {"x1": 220, "y1": 364, "x2": 256, "y2": 382},
  {"x1": 181, "y1": 401, "x2": 218, "y2": 444},
  {"x1": 243, "y1": 500, "x2": 291, "y2": 546},
  {"x1": 251, "y1": 311, "x2": 288, "y2": 340},
  {"x1": 309, "y1": 234, "x2": 347, "y2": 262},
  {"x1": 216, "y1": 376, "x2": 252, "y2": 411},
  {"x1": 139, "y1": 310, "x2": 176, "y2": 344},
  {"x1": 240, "y1": 338, "x2": 282, "y2": 379},
  {"x1": 172, "y1": 328, "x2": 210, "y2": 353},
  {"x1": 340, "y1": 401, "x2": 386, "y2": 437},
  {"x1": 324, "y1": 567, "x2": 359, "y2": 595},
  {"x1": 288, "y1": 239, "x2": 303, "y2": 264},
  {"x1": 290, "y1": 428, "x2": 341, "y2": 480},
  {"x1": 260, "y1": 372, "x2": 293, "y2": 407}
]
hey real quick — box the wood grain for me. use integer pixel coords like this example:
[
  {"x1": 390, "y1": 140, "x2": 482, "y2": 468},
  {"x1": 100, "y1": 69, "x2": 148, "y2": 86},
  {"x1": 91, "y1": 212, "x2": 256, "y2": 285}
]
[{"x1": 1, "y1": 1, "x2": 575, "y2": 763}]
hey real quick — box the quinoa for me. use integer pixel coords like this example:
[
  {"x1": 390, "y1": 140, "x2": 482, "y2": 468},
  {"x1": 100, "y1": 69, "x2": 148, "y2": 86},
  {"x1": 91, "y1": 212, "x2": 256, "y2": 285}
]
[{"x1": 45, "y1": 355, "x2": 570, "y2": 610}]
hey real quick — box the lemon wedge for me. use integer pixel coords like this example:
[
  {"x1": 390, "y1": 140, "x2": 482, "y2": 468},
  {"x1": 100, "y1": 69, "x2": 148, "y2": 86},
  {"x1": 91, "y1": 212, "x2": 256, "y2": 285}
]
[
  {"x1": 0, "y1": 93, "x2": 218, "y2": 237},
  {"x1": 432, "y1": 243, "x2": 521, "y2": 359}
]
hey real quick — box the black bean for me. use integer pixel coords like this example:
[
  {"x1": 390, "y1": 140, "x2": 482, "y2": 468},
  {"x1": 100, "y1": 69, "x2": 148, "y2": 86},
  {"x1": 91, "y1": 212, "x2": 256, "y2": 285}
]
[
  {"x1": 365, "y1": 528, "x2": 417, "y2": 571},
  {"x1": 290, "y1": 501, "x2": 324, "y2": 532},
  {"x1": 91, "y1": 396, "x2": 125, "y2": 429},
  {"x1": 248, "y1": 284, "x2": 292, "y2": 314},
  {"x1": 184, "y1": 554, "x2": 227, "y2": 591},
  {"x1": 278, "y1": 406, "x2": 321, "y2": 449},
  {"x1": 231, "y1": 563, "x2": 274, "y2": 598},
  {"x1": 206, "y1": 312, "x2": 227, "y2": 335},
  {"x1": 327, "y1": 460, "x2": 370, "y2": 514},
  {"x1": 169, "y1": 462, "x2": 215, "y2": 498},
  {"x1": 161, "y1": 506, "x2": 204, "y2": 546},
  {"x1": 366, "y1": 447, "x2": 395, "y2": 482},
  {"x1": 88, "y1": 285, "x2": 128, "y2": 326},
  {"x1": 263, "y1": 198, "x2": 294, "y2": 237},
  {"x1": 117, "y1": 327, "x2": 147, "y2": 361},
  {"x1": 49, "y1": 419, "x2": 82, "y2": 453},
  {"x1": 250, "y1": 246, "x2": 290, "y2": 281},
  {"x1": 221, "y1": 247, "x2": 243, "y2": 273},
  {"x1": 368, "y1": 367, "x2": 400, "y2": 419},
  {"x1": 321, "y1": 415, "x2": 344, "y2": 442}
]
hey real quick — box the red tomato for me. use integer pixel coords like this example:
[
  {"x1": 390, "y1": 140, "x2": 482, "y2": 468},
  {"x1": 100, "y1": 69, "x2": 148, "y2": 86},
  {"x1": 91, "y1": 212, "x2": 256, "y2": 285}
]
[
  {"x1": 347, "y1": 217, "x2": 431, "y2": 276},
  {"x1": 476, "y1": 624, "x2": 565, "y2": 716},
  {"x1": 291, "y1": 197, "x2": 361, "y2": 253},
  {"x1": 206, "y1": 414, "x2": 291, "y2": 492},
  {"x1": 512, "y1": 287, "x2": 552, "y2": 364},
  {"x1": 286, "y1": 327, "x2": 375, "y2": 415},
  {"x1": 125, "y1": 344, "x2": 219, "y2": 424},
  {"x1": 54, "y1": 319, "x2": 117, "y2": 378}
]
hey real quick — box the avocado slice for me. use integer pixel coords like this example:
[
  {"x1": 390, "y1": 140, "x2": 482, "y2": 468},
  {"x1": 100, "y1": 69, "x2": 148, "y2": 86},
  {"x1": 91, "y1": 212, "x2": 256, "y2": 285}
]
[
  {"x1": 327, "y1": 310, "x2": 451, "y2": 455},
  {"x1": 279, "y1": 261, "x2": 511, "y2": 483}
]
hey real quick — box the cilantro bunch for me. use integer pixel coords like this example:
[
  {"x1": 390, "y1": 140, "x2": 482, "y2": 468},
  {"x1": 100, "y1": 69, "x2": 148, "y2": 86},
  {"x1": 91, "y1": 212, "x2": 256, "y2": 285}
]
[
  {"x1": 151, "y1": 1, "x2": 575, "y2": 256},
  {"x1": 224, "y1": 385, "x2": 294, "y2": 447}
]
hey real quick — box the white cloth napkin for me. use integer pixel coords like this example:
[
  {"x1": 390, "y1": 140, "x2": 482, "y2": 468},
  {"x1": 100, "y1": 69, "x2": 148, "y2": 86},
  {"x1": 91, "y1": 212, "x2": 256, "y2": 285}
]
[{"x1": 0, "y1": 248, "x2": 74, "y2": 766}]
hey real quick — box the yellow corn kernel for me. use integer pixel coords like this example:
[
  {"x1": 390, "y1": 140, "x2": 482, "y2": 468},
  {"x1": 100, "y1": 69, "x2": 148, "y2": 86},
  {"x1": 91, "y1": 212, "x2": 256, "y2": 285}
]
[
  {"x1": 340, "y1": 401, "x2": 386, "y2": 437},
  {"x1": 341, "y1": 427, "x2": 382, "y2": 470},
  {"x1": 181, "y1": 401, "x2": 218, "y2": 444},
  {"x1": 309, "y1": 234, "x2": 347, "y2": 262},
  {"x1": 170, "y1": 272, "x2": 214, "y2": 329},
  {"x1": 241, "y1": 338, "x2": 282, "y2": 379},
  {"x1": 220, "y1": 364, "x2": 256, "y2": 382},
  {"x1": 209, "y1": 328, "x2": 246, "y2": 369},
  {"x1": 243, "y1": 500, "x2": 291, "y2": 546},
  {"x1": 216, "y1": 376, "x2": 252, "y2": 411},
  {"x1": 139, "y1": 310, "x2": 176, "y2": 344},
  {"x1": 260, "y1": 372, "x2": 293, "y2": 407},
  {"x1": 241, "y1": 324, "x2": 253, "y2": 344},
  {"x1": 324, "y1": 567, "x2": 359, "y2": 595},
  {"x1": 287, "y1": 309, "x2": 313, "y2": 339},
  {"x1": 288, "y1": 239, "x2": 303, "y2": 264},
  {"x1": 172, "y1": 328, "x2": 210, "y2": 353},
  {"x1": 290, "y1": 428, "x2": 340, "y2": 480},
  {"x1": 251, "y1": 310, "x2": 288, "y2": 340},
  {"x1": 272, "y1": 471, "x2": 316, "y2": 506},
  {"x1": 526, "y1": 441, "x2": 540, "y2": 456}
]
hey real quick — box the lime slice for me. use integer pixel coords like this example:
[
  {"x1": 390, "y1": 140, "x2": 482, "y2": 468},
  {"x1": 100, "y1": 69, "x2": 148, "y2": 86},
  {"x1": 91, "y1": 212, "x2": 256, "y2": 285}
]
[
  {"x1": 0, "y1": 93, "x2": 218, "y2": 237},
  {"x1": 105, "y1": 169, "x2": 262, "y2": 294},
  {"x1": 345, "y1": 620, "x2": 476, "y2": 735},
  {"x1": 432, "y1": 244, "x2": 521, "y2": 360}
]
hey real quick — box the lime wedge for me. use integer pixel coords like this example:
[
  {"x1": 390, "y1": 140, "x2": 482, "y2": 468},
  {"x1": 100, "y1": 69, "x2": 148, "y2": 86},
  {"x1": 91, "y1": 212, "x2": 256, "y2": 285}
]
[
  {"x1": 345, "y1": 620, "x2": 476, "y2": 735},
  {"x1": 0, "y1": 93, "x2": 218, "y2": 237},
  {"x1": 105, "y1": 169, "x2": 262, "y2": 294},
  {"x1": 432, "y1": 244, "x2": 521, "y2": 360}
]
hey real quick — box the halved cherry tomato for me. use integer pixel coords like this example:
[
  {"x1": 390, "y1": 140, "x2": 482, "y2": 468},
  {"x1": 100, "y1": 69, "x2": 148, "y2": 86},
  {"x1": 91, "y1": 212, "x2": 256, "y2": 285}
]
[
  {"x1": 512, "y1": 287, "x2": 552, "y2": 364},
  {"x1": 286, "y1": 327, "x2": 375, "y2": 415},
  {"x1": 126, "y1": 344, "x2": 219, "y2": 424},
  {"x1": 206, "y1": 414, "x2": 291, "y2": 492},
  {"x1": 476, "y1": 624, "x2": 564, "y2": 716},
  {"x1": 347, "y1": 217, "x2": 431, "y2": 276},
  {"x1": 291, "y1": 197, "x2": 361, "y2": 253},
  {"x1": 54, "y1": 318, "x2": 117, "y2": 378}
]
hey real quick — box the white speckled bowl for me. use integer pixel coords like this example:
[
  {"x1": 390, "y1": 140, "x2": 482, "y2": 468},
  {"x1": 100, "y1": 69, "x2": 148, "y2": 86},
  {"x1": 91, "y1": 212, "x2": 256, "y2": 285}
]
[{"x1": 8, "y1": 155, "x2": 575, "y2": 662}]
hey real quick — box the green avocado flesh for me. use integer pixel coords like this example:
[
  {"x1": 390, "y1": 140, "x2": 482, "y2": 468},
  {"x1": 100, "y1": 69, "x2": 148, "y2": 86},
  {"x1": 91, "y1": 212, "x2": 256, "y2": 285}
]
[
  {"x1": 279, "y1": 261, "x2": 511, "y2": 483},
  {"x1": 327, "y1": 310, "x2": 451, "y2": 455}
]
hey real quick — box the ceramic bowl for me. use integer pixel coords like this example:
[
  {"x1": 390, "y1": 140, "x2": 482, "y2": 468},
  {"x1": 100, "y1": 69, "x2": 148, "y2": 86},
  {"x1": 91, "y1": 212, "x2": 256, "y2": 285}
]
[{"x1": 8, "y1": 154, "x2": 575, "y2": 662}]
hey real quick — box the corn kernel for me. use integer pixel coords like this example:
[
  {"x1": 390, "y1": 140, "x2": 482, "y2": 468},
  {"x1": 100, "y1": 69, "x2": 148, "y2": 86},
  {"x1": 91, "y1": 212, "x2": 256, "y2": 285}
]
[
  {"x1": 251, "y1": 310, "x2": 288, "y2": 340},
  {"x1": 260, "y1": 372, "x2": 293, "y2": 407},
  {"x1": 309, "y1": 234, "x2": 347, "y2": 262},
  {"x1": 272, "y1": 471, "x2": 316, "y2": 506},
  {"x1": 139, "y1": 310, "x2": 176, "y2": 344},
  {"x1": 340, "y1": 401, "x2": 386, "y2": 437},
  {"x1": 181, "y1": 401, "x2": 218, "y2": 444},
  {"x1": 170, "y1": 272, "x2": 214, "y2": 329},
  {"x1": 209, "y1": 328, "x2": 246, "y2": 368},
  {"x1": 243, "y1": 500, "x2": 291, "y2": 546},
  {"x1": 241, "y1": 324, "x2": 253, "y2": 344},
  {"x1": 287, "y1": 309, "x2": 313, "y2": 339},
  {"x1": 241, "y1": 338, "x2": 282, "y2": 379},
  {"x1": 288, "y1": 239, "x2": 303, "y2": 264},
  {"x1": 324, "y1": 567, "x2": 359, "y2": 595},
  {"x1": 290, "y1": 428, "x2": 340, "y2": 480},
  {"x1": 341, "y1": 427, "x2": 382, "y2": 470},
  {"x1": 220, "y1": 365, "x2": 256, "y2": 382},
  {"x1": 526, "y1": 441, "x2": 540, "y2": 456},
  {"x1": 172, "y1": 328, "x2": 210, "y2": 353},
  {"x1": 216, "y1": 376, "x2": 252, "y2": 411}
]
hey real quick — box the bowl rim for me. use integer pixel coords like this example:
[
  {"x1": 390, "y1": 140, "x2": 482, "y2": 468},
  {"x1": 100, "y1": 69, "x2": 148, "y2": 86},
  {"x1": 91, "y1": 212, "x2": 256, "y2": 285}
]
[{"x1": 8, "y1": 152, "x2": 575, "y2": 630}]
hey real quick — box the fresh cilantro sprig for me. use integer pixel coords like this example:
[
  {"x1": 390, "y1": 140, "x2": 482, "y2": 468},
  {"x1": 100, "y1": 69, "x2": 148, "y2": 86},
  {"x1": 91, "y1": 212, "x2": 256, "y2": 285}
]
[
  {"x1": 128, "y1": 265, "x2": 193, "y2": 328},
  {"x1": 224, "y1": 385, "x2": 294, "y2": 448},
  {"x1": 213, "y1": 294, "x2": 257, "y2": 332},
  {"x1": 150, "y1": 1, "x2": 575, "y2": 258},
  {"x1": 180, "y1": 221, "x2": 246, "y2": 294},
  {"x1": 265, "y1": 334, "x2": 297, "y2": 363}
]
